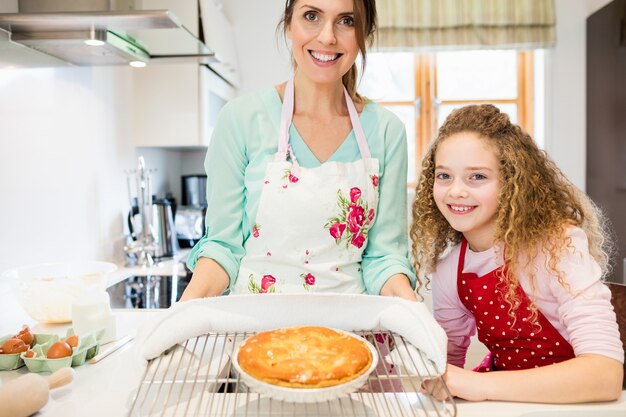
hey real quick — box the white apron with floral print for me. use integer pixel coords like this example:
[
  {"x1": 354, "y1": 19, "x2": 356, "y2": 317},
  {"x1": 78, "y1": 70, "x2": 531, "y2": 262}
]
[{"x1": 232, "y1": 77, "x2": 380, "y2": 294}]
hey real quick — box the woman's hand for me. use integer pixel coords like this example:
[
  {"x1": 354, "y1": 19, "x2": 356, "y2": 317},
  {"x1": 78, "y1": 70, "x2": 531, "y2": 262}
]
[
  {"x1": 380, "y1": 274, "x2": 418, "y2": 301},
  {"x1": 179, "y1": 257, "x2": 229, "y2": 301}
]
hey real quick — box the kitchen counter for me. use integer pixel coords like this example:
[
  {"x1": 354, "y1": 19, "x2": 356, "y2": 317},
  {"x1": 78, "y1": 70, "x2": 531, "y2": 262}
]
[
  {"x1": 1, "y1": 282, "x2": 625, "y2": 416},
  {"x1": 107, "y1": 249, "x2": 191, "y2": 288}
]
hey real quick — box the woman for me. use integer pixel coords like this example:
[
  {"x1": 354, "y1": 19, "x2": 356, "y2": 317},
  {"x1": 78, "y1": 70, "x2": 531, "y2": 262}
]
[{"x1": 181, "y1": 0, "x2": 416, "y2": 301}]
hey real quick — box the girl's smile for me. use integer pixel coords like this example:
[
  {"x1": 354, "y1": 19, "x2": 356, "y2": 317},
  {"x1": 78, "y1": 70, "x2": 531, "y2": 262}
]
[{"x1": 448, "y1": 204, "x2": 477, "y2": 214}]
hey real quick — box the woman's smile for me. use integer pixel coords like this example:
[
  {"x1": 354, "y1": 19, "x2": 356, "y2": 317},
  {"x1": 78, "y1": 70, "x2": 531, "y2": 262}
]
[{"x1": 309, "y1": 50, "x2": 343, "y2": 66}]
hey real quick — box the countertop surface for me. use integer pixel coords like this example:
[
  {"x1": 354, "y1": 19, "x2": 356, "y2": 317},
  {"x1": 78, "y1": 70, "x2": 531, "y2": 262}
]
[{"x1": 1, "y1": 279, "x2": 625, "y2": 416}]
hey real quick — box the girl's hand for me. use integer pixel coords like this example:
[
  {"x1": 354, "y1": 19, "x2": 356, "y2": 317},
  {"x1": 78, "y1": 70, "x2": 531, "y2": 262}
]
[{"x1": 421, "y1": 364, "x2": 487, "y2": 402}]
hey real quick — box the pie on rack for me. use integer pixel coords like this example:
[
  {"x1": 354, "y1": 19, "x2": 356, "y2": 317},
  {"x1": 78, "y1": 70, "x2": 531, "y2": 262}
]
[{"x1": 236, "y1": 326, "x2": 374, "y2": 389}]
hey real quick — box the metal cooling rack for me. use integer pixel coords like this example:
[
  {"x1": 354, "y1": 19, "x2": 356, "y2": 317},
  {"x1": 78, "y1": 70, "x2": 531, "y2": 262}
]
[{"x1": 129, "y1": 330, "x2": 456, "y2": 417}]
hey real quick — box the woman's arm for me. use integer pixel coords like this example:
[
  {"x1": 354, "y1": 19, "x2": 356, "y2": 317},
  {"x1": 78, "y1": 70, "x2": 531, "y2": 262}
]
[
  {"x1": 361, "y1": 109, "x2": 417, "y2": 295},
  {"x1": 380, "y1": 274, "x2": 417, "y2": 301},
  {"x1": 427, "y1": 354, "x2": 623, "y2": 402},
  {"x1": 183, "y1": 99, "x2": 249, "y2": 300},
  {"x1": 180, "y1": 258, "x2": 230, "y2": 300}
]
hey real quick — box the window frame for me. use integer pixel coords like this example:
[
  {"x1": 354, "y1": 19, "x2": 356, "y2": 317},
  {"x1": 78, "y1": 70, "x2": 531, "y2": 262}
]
[{"x1": 371, "y1": 51, "x2": 535, "y2": 188}]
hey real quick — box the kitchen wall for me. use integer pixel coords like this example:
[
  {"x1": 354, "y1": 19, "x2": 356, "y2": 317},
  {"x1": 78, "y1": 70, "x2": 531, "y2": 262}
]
[
  {"x1": 0, "y1": 66, "x2": 136, "y2": 272},
  {"x1": 0, "y1": 0, "x2": 617, "y2": 276}
]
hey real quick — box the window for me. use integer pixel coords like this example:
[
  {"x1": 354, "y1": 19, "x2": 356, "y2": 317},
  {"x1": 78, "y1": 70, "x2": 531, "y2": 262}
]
[{"x1": 359, "y1": 50, "x2": 535, "y2": 186}]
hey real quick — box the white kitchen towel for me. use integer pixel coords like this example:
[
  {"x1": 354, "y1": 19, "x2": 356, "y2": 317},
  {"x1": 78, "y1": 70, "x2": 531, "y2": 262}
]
[{"x1": 136, "y1": 293, "x2": 448, "y2": 374}]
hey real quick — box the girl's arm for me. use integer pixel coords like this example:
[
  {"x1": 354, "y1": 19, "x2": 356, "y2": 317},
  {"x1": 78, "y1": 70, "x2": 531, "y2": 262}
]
[
  {"x1": 431, "y1": 250, "x2": 476, "y2": 368},
  {"x1": 428, "y1": 354, "x2": 623, "y2": 402}
]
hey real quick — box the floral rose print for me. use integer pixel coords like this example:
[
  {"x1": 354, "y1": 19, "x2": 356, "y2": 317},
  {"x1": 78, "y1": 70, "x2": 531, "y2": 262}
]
[
  {"x1": 301, "y1": 272, "x2": 316, "y2": 291},
  {"x1": 346, "y1": 203, "x2": 365, "y2": 233},
  {"x1": 251, "y1": 224, "x2": 261, "y2": 238},
  {"x1": 351, "y1": 231, "x2": 366, "y2": 248},
  {"x1": 371, "y1": 175, "x2": 379, "y2": 187},
  {"x1": 329, "y1": 222, "x2": 346, "y2": 239},
  {"x1": 248, "y1": 274, "x2": 277, "y2": 294},
  {"x1": 350, "y1": 187, "x2": 361, "y2": 203},
  {"x1": 283, "y1": 169, "x2": 299, "y2": 183},
  {"x1": 324, "y1": 187, "x2": 375, "y2": 249}
]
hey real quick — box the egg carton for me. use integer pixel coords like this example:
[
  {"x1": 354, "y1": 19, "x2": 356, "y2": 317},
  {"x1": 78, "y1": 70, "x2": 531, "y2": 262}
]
[
  {"x1": 0, "y1": 333, "x2": 57, "y2": 371},
  {"x1": 0, "y1": 328, "x2": 104, "y2": 373}
]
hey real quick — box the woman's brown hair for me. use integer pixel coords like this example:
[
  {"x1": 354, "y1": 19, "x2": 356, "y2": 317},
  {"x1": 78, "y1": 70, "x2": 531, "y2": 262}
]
[
  {"x1": 277, "y1": 0, "x2": 377, "y2": 105},
  {"x1": 410, "y1": 104, "x2": 612, "y2": 323}
]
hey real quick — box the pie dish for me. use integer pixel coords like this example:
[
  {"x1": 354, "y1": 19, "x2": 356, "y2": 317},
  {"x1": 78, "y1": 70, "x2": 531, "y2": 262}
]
[{"x1": 232, "y1": 326, "x2": 378, "y2": 402}]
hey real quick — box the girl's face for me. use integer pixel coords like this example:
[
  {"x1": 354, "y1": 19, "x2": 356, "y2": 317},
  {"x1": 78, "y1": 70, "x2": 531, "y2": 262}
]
[
  {"x1": 433, "y1": 132, "x2": 502, "y2": 252},
  {"x1": 286, "y1": 0, "x2": 359, "y2": 85}
]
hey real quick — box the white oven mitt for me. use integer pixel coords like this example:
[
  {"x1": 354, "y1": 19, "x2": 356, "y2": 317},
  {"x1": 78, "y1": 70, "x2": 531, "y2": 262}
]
[{"x1": 135, "y1": 293, "x2": 448, "y2": 374}]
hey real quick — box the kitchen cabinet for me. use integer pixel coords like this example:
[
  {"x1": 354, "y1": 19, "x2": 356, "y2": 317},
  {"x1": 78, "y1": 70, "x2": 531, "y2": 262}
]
[
  {"x1": 132, "y1": 0, "x2": 238, "y2": 148},
  {"x1": 200, "y1": 0, "x2": 240, "y2": 87},
  {"x1": 132, "y1": 62, "x2": 234, "y2": 147}
]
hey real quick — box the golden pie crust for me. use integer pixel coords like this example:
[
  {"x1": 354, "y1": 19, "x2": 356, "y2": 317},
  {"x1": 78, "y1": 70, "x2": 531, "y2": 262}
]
[{"x1": 236, "y1": 326, "x2": 373, "y2": 389}]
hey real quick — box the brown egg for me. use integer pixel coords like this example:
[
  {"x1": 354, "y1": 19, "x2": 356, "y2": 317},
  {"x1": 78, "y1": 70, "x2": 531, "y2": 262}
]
[
  {"x1": 1, "y1": 338, "x2": 28, "y2": 354},
  {"x1": 24, "y1": 350, "x2": 36, "y2": 358},
  {"x1": 46, "y1": 341, "x2": 72, "y2": 359},
  {"x1": 65, "y1": 335, "x2": 79, "y2": 348},
  {"x1": 14, "y1": 325, "x2": 34, "y2": 347}
]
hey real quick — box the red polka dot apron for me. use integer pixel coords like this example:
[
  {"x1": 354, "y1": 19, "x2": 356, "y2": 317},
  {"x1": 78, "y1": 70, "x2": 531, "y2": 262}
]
[
  {"x1": 231, "y1": 77, "x2": 380, "y2": 294},
  {"x1": 457, "y1": 239, "x2": 575, "y2": 372}
]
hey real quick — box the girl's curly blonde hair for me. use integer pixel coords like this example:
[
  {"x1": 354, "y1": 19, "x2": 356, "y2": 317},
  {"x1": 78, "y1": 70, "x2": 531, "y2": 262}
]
[{"x1": 410, "y1": 104, "x2": 612, "y2": 322}]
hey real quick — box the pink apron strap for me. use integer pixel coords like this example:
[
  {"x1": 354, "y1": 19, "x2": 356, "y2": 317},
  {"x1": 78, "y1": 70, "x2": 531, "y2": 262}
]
[
  {"x1": 276, "y1": 76, "x2": 372, "y2": 161},
  {"x1": 276, "y1": 77, "x2": 295, "y2": 161},
  {"x1": 343, "y1": 88, "x2": 371, "y2": 159}
]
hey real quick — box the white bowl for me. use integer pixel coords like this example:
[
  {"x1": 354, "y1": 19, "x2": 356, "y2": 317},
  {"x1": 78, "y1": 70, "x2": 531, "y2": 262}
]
[
  {"x1": 231, "y1": 330, "x2": 378, "y2": 403},
  {"x1": 3, "y1": 261, "x2": 117, "y2": 323}
]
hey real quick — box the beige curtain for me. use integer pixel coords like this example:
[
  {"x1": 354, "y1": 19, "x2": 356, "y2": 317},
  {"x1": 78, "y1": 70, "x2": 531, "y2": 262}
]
[{"x1": 375, "y1": 0, "x2": 556, "y2": 51}]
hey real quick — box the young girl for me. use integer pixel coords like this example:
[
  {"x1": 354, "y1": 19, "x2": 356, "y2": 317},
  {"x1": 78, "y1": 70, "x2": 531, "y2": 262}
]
[{"x1": 411, "y1": 104, "x2": 623, "y2": 403}]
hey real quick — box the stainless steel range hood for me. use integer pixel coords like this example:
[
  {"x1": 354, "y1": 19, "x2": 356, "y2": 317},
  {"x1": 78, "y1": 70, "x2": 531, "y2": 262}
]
[{"x1": 0, "y1": 1, "x2": 216, "y2": 67}]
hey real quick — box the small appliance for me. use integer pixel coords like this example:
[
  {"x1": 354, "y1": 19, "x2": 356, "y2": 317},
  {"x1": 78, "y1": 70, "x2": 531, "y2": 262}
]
[
  {"x1": 177, "y1": 174, "x2": 207, "y2": 248},
  {"x1": 182, "y1": 174, "x2": 207, "y2": 207}
]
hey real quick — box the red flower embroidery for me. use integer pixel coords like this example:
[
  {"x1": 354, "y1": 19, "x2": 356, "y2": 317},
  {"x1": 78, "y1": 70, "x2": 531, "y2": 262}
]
[
  {"x1": 351, "y1": 231, "x2": 365, "y2": 248},
  {"x1": 251, "y1": 224, "x2": 260, "y2": 238},
  {"x1": 329, "y1": 222, "x2": 347, "y2": 239},
  {"x1": 304, "y1": 273, "x2": 315, "y2": 285},
  {"x1": 325, "y1": 187, "x2": 372, "y2": 250},
  {"x1": 248, "y1": 274, "x2": 276, "y2": 294},
  {"x1": 350, "y1": 187, "x2": 362, "y2": 203},
  {"x1": 346, "y1": 204, "x2": 365, "y2": 233},
  {"x1": 371, "y1": 175, "x2": 379, "y2": 187},
  {"x1": 260, "y1": 275, "x2": 276, "y2": 293},
  {"x1": 301, "y1": 272, "x2": 316, "y2": 291},
  {"x1": 283, "y1": 169, "x2": 299, "y2": 185}
]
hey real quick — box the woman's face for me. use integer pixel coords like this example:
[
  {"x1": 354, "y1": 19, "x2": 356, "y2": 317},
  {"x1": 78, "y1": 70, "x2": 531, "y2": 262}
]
[{"x1": 286, "y1": 0, "x2": 360, "y2": 85}]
